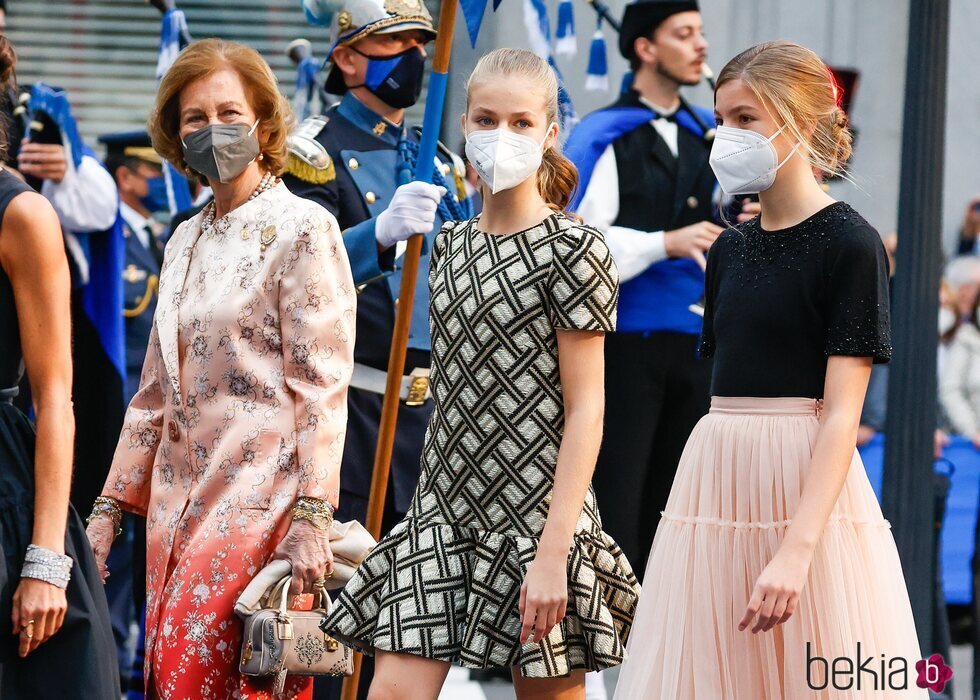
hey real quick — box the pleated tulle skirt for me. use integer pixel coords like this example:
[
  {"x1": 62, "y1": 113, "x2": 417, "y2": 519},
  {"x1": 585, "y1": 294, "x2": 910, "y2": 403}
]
[{"x1": 613, "y1": 397, "x2": 928, "y2": 700}]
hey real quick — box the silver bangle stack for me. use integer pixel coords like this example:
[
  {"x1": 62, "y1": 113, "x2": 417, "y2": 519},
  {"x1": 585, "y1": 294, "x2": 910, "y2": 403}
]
[{"x1": 21, "y1": 545, "x2": 73, "y2": 589}]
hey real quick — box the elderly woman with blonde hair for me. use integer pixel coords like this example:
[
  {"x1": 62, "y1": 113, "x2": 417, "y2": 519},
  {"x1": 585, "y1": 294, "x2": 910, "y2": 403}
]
[{"x1": 84, "y1": 38, "x2": 356, "y2": 699}]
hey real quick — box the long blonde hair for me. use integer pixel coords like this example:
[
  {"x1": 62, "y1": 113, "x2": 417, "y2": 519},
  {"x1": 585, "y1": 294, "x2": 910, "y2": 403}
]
[
  {"x1": 715, "y1": 41, "x2": 853, "y2": 180},
  {"x1": 465, "y1": 48, "x2": 578, "y2": 211}
]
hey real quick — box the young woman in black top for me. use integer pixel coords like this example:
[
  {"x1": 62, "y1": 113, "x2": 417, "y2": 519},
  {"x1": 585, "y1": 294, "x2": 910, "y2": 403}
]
[{"x1": 614, "y1": 41, "x2": 925, "y2": 699}]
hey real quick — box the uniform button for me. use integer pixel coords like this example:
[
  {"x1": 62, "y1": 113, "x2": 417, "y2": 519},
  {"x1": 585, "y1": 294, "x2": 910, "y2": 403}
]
[
  {"x1": 687, "y1": 196, "x2": 699, "y2": 209},
  {"x1": 348, "y1": 158, "x2": 359, "y2": 170},
  {"x1": 365, "y1": 191, "x2": 376, "y2": 204},
  {"x1": 168, "y1": 419, "x2": 180, "y2": 442}
]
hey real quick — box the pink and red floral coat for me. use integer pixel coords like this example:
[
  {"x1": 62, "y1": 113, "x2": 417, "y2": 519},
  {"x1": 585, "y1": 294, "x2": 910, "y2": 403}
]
[{"x1": 101, "y1": 182, "x2": 356, "y2": 699}]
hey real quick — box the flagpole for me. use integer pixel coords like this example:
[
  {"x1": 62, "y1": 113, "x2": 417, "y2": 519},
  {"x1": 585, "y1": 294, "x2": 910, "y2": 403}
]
[{"x1": 339, "y1": 0, "x2": 459, "y2": 696}]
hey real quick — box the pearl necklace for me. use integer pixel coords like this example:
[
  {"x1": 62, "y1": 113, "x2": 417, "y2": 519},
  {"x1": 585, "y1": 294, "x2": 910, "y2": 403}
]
[{"x1": 201, "y1": 172, "x2": 280, "y2": 237}]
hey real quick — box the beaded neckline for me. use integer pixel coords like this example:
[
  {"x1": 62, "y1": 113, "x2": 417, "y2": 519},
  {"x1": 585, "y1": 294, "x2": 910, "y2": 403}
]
[
  {"x1": 750, "y1": 200, "x2": 851, "y2": 235},
  {"x1": 727, "y1": 201, "x2": 862, "y2": 288}
]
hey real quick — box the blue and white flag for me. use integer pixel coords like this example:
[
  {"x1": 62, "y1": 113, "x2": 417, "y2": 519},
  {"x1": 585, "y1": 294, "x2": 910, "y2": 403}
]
[
  {"x1": 156, "y1": 9, "x2": 191, "y2": 79},
  {"x1": 555, "y1": 0, "x2": 576, "y2": 56},
  {"x1": 586, "y1": 22, "x2": 608, "y2": 92},
  {"x1": 156, "y1": 8, "x2": 193, "y2": 215},
  {"x1": 522, "y1": 0, "x2": 578, "y2": 139}
]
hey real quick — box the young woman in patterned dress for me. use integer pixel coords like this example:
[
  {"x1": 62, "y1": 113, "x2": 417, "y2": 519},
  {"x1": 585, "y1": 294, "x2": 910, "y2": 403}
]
[{"x1": 323, "y1": 48, "x2": 640, "y2": 699}]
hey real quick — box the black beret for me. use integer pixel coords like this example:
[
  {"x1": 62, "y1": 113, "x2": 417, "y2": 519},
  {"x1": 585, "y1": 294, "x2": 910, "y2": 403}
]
[{"x1": 619, "y1": 0, "x2": 699, "y2": 60}]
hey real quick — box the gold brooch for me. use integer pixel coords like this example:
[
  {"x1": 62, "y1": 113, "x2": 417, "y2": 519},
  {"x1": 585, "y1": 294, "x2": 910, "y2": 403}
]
[
  {"x1": 241, "y1": 224, "x2": 251, "y2": 241},
  {"x1": 337, "y1": 10, "x2": 352, "y2": 30},
  {"x1": 373, "y1": 121, "x2": 387, "y2": 136},
  {"x1": 260, "y1": 225, "x2": 277, "y2": 252}
]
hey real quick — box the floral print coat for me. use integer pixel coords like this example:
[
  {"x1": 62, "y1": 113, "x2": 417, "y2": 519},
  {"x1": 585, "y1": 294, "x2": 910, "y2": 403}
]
[{"x1": 101, "y1": 182, "x2": 356, "y2": 698}]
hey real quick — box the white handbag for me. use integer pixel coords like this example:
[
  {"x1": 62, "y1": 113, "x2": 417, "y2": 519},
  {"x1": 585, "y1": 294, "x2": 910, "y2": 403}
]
[
  {"x1": 235, "y1": 519, "x2": 377, "y2": 618},
  {"x1": 233, "y1": 519, "x2": 376, "y2": 694}
]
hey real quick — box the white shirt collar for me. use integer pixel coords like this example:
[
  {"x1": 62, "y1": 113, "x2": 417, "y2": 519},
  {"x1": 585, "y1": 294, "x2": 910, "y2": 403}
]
[{"x1": 119, "y1": 201, "x2": 153, "y2": 250}]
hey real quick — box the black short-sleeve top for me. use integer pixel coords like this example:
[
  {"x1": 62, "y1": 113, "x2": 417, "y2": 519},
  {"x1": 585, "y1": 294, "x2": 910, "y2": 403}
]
[{"x1": 699, "y1": 201, "x2": 891, "y2": 399}]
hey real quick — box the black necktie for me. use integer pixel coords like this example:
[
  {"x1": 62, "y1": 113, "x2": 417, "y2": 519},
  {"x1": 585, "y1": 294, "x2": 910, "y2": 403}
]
[{"x1": 144, "y1": 224, "x2": 165, "y2": 268}]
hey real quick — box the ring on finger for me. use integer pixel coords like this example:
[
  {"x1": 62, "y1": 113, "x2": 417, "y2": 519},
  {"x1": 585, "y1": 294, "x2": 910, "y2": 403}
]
[{"x1": 21, "y1": 619, "x2": 35, "y2": 639}]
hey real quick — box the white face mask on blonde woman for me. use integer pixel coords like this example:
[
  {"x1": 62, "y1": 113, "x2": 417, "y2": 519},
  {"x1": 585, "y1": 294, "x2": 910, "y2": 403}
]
[{"x1": 464, "y1": 123, "x2": 555, "y2": 194}]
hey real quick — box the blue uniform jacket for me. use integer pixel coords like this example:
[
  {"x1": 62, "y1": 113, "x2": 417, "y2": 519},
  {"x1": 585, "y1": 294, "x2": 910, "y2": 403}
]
[
  {"x1": 120, "y1": 220, "x2": 161, "y2": 405},
  {"x1": 282, "y1": 93, "x2": 471, "y2": 369}
]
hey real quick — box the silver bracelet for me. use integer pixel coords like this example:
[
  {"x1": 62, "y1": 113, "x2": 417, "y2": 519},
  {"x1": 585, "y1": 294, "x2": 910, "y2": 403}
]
[{"x1": 21, "y1": 544, "x2": 73, "y2": 589}]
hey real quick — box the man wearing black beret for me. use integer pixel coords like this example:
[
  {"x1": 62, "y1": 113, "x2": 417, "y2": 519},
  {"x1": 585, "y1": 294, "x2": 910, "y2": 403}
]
[{"x1": 566, "y1": 0, "x2": 757, "y2": 579}]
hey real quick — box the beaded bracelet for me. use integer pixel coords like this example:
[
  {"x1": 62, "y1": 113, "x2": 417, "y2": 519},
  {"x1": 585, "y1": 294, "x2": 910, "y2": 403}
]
[
  {"x1": 21, "y1": 545, "x2": 73, "y2": 589},
  {"x1": 86, "y1": 496, "x2": 123, "y2": 537},
  {"x1": 291, "y1": 496, "x2": 335, "y2": 531}
]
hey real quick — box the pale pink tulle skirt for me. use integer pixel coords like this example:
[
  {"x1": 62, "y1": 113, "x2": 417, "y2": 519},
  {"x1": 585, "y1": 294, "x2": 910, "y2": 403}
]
[{"x1": 613, "y1": 397, "x2": 928, "y2": 700}]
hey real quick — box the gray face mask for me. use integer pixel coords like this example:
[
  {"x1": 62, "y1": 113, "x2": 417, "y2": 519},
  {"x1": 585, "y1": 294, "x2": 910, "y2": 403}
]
[{"x1": 181, "y1": 119, "x2": 260, "y2": 183}]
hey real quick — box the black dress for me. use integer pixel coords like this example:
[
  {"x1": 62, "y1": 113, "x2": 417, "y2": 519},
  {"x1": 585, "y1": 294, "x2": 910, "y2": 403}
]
[{"x1": 0, "y1": 170, "x2": 118, "y2": 698}]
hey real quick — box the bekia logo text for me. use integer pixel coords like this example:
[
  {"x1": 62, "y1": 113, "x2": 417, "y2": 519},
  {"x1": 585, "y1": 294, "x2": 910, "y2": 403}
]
[{"x1": 806, "y1": 643, "x2": 952, "y2": 692}]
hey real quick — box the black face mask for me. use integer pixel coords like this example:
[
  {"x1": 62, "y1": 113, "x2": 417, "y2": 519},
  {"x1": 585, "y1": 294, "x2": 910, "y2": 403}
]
[{"x1": 350, "y1": 46, "x2": 425, "y2": 109}]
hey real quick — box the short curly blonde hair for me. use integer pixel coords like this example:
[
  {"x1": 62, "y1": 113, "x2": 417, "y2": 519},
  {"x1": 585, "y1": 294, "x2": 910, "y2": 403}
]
[{"x1": 148, "y1": 38, "x2": 293, "y2": 182}]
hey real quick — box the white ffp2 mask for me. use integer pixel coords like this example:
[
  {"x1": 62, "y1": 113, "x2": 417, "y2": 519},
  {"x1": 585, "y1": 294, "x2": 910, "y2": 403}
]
[
  {"x1": 708, "y1": 124, "x2": 800, "y2": 195},
  {"x1": 464, "y1": 124, "x2": 554, "y2": 194}
]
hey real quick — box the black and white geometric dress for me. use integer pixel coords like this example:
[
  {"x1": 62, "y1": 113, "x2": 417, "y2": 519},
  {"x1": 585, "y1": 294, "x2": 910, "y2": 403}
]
[{"x1": 323, "y1": 212, "x2": 641, "y2": 677}]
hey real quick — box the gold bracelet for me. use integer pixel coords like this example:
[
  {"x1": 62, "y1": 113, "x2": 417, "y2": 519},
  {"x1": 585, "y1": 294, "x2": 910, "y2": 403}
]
[
  {"x1": 291, "y1": 496, "x2": 334, "y2": 531},
  {"x1": 87, "y1": 496, "x2": 123, "y2": 537}
]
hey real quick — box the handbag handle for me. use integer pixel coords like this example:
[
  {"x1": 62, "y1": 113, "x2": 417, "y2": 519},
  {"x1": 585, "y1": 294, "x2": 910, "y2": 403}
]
[{"x1": 273, "y1": 576, "x2": 333, "y2": 617}]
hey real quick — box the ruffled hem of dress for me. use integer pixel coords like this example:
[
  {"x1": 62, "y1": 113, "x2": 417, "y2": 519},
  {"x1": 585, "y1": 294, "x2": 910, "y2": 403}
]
[
  {"x1": 659, "y1": 512, "x2": 893, "y2": 531},
  {"x1": 322, "y1": 517, "x2": 640, "y2": 678}
]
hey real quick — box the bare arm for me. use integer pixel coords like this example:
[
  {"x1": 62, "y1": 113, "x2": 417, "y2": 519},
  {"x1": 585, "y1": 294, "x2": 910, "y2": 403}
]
[
  {"x1": 0, "y1": 188, "x2": 74, "y2": 656},
  {"x1": 520, "y1": 329, "x2": 605, "y2": 644},
  {"x1": 540, "y1": 329, "x2": 606, "y2": 555},
  {"x1": 782, "y1": 355, "x2": 872, "y2": 552},
  {"x1": 740, "y1": 355, "x2": 872, "y2": 633},
  {"x1": 0, "y1": 190, "x2": 74, "y2": 553}
]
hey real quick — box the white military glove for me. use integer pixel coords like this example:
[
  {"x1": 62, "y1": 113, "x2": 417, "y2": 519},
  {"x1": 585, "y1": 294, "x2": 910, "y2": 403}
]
[{"x1": 375, "y1": 181, "x2": 447, "y2": 250}]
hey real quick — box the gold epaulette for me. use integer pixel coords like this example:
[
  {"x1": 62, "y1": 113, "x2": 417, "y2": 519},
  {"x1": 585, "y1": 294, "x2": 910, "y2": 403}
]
[
  {"x1": 285, "y1": 151, "x2": 336, "y2": 185},
  {"x1": 285, "y1": 115, "x2": 336, "y2": 185}
]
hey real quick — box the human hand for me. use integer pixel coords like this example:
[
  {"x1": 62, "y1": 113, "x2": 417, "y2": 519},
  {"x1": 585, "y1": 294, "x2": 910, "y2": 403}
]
[
  {"x1": 664, "y1": 221, "x2": 724, "y2": 270},
  {"x1": 85, "y1": 515, "x2": 116, "y2": 584},
  {"x1": 272, "y1": 518, "x2": 334, "y2": 597},
  {"x1": 519, "y1": 551, "x2": 567, "y2": 644},
  {"x1": 736, "y1": 197, "x2": 762, "y2": 224},
  {"x1": 739, "y1": 545, "x2": 812, "y2": 634},
  {"x1": 375, "y1": 181, "x2": 447, "y2": 250},
  {"x1": 11, "y1": 577, "x2": 68, "y2": 658},
  {"x1": 856, "y1": 424, "x2": 876, "y2": 448},
  {"x1": 18, "y1": 142, "x2": 68, "y2": 183},
  {"x1": 936, "y1": 430, "x2": 951, "y2": 459}
]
